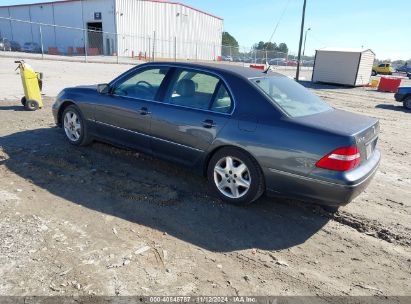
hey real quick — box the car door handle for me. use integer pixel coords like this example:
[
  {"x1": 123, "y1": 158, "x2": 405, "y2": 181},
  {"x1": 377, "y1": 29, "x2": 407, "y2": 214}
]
[
  {"x1": 139, "y1": 107, "x2": 151, "y2": 115},
  {"x1": 202, "y1": 119, "x2": 216, "y2": 128}
]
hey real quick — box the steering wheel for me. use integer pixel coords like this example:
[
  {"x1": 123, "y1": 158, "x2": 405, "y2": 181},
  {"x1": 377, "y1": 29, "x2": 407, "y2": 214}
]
[{"x1": 136, "y1": 81, "x2": 153, "y2": 89}]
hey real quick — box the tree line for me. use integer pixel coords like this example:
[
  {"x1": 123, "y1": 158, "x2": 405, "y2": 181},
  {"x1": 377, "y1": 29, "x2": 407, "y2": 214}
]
[{"x1": 222, "y1": 32, "x2": 288, "y2": 54}]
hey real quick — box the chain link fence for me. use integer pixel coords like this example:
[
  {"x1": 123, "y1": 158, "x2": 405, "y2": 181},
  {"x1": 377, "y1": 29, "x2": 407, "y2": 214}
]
[{"x1": 0, "y1": 17, "x2": 312, "y2": 68}]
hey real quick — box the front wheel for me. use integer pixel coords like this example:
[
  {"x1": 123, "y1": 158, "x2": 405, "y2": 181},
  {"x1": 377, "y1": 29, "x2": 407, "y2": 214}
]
[
  {"x1": 371, "y1": 70, "x2": 377, "y2": 76},
  {"x1": 403, "y1": 97, "x2": 411, "y2": 110},
  {"x1": 62, "y1": 105, "x2": 92, "y2": 146},
  {"x1": 207, "y1": 147, "x2": 265, "y2": 206}
]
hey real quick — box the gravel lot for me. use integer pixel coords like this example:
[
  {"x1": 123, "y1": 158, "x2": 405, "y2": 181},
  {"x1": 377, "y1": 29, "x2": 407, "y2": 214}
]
[{"x1": 0, "y1": 57, "x2": 410, "y2": 296}]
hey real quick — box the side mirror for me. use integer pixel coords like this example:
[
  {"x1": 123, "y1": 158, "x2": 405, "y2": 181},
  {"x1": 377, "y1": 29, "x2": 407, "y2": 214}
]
[{"x1": 97, "y1": 83, "x2": 110, "y2": 94}]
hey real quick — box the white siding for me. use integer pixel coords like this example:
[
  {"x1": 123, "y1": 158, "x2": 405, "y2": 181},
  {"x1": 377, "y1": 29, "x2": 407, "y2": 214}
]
[
  {"x1": 2, "y1": 6, "x2": 33, "y2": 45},
  {"x1": 0, "y1": 0, "x2": 222, "y2": 60},
  {"x1": 313, "y1": 51, "x2": 360, "y2": 86},
  {"x1": 355, "y1": 50, "x2": 375, "y2": 86},
  {"x1": 0, "y1": 8, "x2": 14, "y2": 40},
  {"x1": 115, "y1": 0, "x2": 223, "y2": 60},
  {"x1": 0, "y1": 0, "x2": 116, "y2": 55}
]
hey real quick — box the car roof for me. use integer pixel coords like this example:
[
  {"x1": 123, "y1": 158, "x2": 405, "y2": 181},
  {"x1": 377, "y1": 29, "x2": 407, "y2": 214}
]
[{"x1": 145, "y1": 61, "x2": 285, "y2": 79}]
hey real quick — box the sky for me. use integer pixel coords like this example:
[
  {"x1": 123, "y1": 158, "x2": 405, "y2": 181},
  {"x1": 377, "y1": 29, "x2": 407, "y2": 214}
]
[{"x1": 1, "y1": 0, "x2": 410, "y2": 60}]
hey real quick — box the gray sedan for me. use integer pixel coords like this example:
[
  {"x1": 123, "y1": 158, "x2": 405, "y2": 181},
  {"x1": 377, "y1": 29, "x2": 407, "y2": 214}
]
[{"x1": 52, "y1": 62, "x2": 380, "y2": 207}]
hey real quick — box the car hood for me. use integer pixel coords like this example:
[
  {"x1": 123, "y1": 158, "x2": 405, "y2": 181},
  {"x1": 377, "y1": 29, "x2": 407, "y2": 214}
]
[{"x1": 74, "y1": 85, "x2": 98, "y2": 90}]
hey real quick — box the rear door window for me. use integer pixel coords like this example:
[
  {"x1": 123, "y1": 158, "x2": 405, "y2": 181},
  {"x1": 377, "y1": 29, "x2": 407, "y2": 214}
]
[{"x1": 165, "y1": 69, "x2": 220, "y2": 110}]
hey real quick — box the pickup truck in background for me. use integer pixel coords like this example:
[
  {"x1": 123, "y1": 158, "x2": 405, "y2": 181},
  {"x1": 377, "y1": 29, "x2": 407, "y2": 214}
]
[
  {"x1": 394, "y1": 86, "x2": 411, "y2": 110},
  {"x1": 372, "y1": 63, "x2": 394, "y2": 76},
  {"x1": 396, "y1": 64, "x2": 411, "y2": 74}
]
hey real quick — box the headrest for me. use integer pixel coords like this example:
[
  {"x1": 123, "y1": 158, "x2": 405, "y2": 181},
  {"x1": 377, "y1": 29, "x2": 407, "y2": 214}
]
[{"x1": 176, "y1": 79, "x2": 195, "y2": 97}]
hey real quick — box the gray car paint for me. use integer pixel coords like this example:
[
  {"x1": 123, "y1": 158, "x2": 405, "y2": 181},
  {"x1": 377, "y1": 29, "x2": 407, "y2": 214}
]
[{"x1": 52, "y1": 62, "x2": 380, "y2": 206}]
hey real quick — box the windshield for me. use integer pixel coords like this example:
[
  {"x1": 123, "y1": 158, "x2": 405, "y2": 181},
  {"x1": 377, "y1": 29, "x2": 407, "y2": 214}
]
[{"x1": 252, "y1": 76, "x2": 332, "y2": 117}]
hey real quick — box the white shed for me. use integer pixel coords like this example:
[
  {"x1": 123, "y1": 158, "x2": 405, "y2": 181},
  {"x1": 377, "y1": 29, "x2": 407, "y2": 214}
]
[{"x1": 312, "y1": 48, "x2": 375, "y2": 86}]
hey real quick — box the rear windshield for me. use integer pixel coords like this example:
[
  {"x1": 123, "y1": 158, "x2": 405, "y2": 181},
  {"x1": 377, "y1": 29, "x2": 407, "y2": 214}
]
[{"x1": 251, "y1": 76, "x2": 332, "y2": 117}]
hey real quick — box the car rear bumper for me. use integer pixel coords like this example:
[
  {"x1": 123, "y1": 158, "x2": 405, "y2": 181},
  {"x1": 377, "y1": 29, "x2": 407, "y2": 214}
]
[{"x1": 265, "y1": 149, "x2": 381, "y2": 206}]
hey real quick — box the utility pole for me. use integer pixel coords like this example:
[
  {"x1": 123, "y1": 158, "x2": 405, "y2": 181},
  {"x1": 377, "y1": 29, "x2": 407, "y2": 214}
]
[{"x1": 296, "y1": 0, "x2": 307, "y2": 81}]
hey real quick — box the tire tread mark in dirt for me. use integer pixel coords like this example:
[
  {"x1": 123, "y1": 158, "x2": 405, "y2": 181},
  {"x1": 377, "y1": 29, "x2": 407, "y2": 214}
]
[{"x1": 330, "y1": 211, "x2": 411, "y2": 246}]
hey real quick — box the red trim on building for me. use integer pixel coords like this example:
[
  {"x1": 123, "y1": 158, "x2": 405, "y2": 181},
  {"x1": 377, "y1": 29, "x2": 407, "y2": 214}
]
[{"x1": 0, "y1": 0, "x2": 223, "y2": 20}]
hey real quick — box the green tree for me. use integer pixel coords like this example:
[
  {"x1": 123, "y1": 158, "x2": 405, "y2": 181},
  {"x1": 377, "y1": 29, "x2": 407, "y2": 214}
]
[
  {"x1": 222, "y1": 32, "x2": 239, "y2": 48},
  {"x1": 253, "y1": 41, "x2": 265, "y2": 50},
  {"x1": 264, "y1": 42, "x2": 277, "y2": 51},
  {"x1": 277, "y1": 43, "x2": 288, "y2": 54}
]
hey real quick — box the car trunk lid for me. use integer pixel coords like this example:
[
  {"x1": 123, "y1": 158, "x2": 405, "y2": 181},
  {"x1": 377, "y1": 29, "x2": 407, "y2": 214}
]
[{"x1": 292, "y1": 109, "x2": 379, "y2": 162}]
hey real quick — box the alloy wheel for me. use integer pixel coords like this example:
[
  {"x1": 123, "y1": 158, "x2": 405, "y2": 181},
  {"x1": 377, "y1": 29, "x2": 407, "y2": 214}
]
[
  {"x1": 63, "y1": 111, "x2": 81, "y2": 142},
  {"x1": 213, "y1": 156, "x2": 251, "y2": 199}
]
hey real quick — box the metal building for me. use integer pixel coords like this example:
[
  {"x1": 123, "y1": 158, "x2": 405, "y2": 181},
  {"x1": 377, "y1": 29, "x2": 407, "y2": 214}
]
[
  {"x1": 312, "y1": 48, "x2": 375, "y2": 86},
  {"x1": 0, "y1": 0, "x2": 223, "y2": 60}
]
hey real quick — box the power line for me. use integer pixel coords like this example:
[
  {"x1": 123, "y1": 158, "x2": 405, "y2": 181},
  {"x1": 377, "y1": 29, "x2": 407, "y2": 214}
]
[{"x1": 267, "y1": 0, "x2": 291, "y2": 44}]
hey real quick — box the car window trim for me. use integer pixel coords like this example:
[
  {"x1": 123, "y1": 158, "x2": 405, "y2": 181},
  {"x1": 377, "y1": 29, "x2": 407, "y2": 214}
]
[
  {"x1": 110, "y1": 63, "x2": 236, "y2": 116},
  {"x1": 209, "y1": 81, "x2": 234, "y2": 114},
  {"x1": 209, "y1": 80, "x2": 222, "y2": 110}
]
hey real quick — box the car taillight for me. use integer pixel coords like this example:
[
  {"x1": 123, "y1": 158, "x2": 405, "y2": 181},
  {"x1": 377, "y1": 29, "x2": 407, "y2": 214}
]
[{"x1": 316, "y1": 146, "x2": 361, "y2": 171}]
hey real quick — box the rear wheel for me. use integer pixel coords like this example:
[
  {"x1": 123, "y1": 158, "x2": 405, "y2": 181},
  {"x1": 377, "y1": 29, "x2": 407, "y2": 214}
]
[
  {"x1": 62, "y1": 105, "x2": 92, "y2": 146},
  {"x1": 403, "y1": 97, "x2": 411, "y2": 110},
  {"x1": 21, "y1": 97, "x2": 26, "y2": 106},
  {"x1": 207, "y1": 147, "x2": 265, "y2": 206},
  {"x1": 25, "y1": 99, "x2": 39, "y2": 111},
  {"x1": 371, "y1": 70, "x2": 377, "y2": 76}
]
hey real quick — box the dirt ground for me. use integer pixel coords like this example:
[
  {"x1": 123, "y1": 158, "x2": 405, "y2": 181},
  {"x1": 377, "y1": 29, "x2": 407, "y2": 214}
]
[{"x1": 0, "y1": 57, "x2": 410, "y2": 296}]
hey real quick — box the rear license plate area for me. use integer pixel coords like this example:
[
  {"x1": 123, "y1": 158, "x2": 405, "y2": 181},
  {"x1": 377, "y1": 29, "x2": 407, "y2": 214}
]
[{"x1": 366, "y1": 138, "x2": 377, "y2": 160}]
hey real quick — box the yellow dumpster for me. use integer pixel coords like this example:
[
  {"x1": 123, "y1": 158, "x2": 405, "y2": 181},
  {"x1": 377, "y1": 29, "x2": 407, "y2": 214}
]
[
  {"x1": 15, "y1": 60, "x2": 43, "y2": 111},
  {"x1": 370, "y1": 79, "x2": 379, "y2": 88}
]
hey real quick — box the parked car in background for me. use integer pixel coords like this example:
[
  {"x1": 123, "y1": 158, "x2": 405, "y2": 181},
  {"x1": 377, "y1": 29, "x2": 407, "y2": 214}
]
[
  {"x1": 21, "y1": 42, "x2": 41, "y2": 53},
  {"x1": 394, "y1": 87, "x2": 411, "y2": 110},
  {"x1": 372, "y1": 63, "x2": 394, "y2": 76},
  {"x1": 53, "y1": 62, "x2": 380, "y2": 208},
  {"x1": 303, "y1": 60, "x2": 315, "y2": 67},
  {"x1": 10, "y1": 41, "x2": 21, "y2": 52},
  {"x1": 269, "y1": 58, "x2": 286, "y2": 65},
  {"x1": 222, "y1": 55, "x2": 233, "y2": 62},
  {"x1": 396, "y1": 64, "x2": 411, "y2": 74},
  {"x1": 285, "y1": 59, "x2": 298, "y2": 66},
  {"x1": 0, "y1": 38, "x2": 12, "y2": 51}
]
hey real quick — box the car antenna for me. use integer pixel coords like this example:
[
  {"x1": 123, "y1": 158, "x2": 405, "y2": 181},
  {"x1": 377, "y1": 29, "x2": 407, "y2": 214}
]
[{"x1": 263, "y1": 60, "x2": 271, "y2": 74}]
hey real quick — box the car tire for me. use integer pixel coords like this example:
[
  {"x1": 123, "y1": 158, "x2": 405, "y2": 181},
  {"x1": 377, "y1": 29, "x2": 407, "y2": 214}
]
[
  {"x1": 21, "y1": 96, "x2": 26, "y2": 106},
  {"x1": 25, "y1": 99, "x2": 39, "y2": 111},
  {"x1": 371, "y1": 70, "x2": 377, "y2": 76},
  {"x1": 61, "y1": 105, "x2": 92, "y2": 146},
  {"x1": 207, "y1": 147, "x2": 265, "y2": 206},
  {"x1": 403, "y1": 97, "x2": 411, "y2": 110}
]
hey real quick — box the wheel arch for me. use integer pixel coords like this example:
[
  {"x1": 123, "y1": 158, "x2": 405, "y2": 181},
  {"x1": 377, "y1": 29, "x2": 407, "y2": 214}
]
[
  {"x1": 57, "y1": 100, "x2": 76, "y2": 127},
  {"x1": 202, "y1": 144, "x2": 264, "y2": 178}
]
